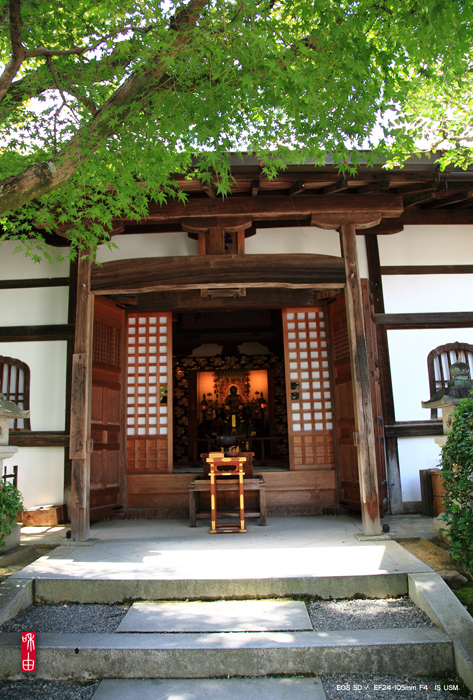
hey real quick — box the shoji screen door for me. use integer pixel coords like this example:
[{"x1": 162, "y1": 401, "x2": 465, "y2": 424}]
[
  {"x1": 282, "y1": 308, "x2": 335, "y2": 471},
  {"x1": 126, "y1": 312, "x2": 173, "y2": 473}
]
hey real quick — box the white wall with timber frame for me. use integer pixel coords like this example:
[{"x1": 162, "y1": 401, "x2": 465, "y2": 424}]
[
  {"x1": 0, "y1": 242, "x2": 70, "y2": 509},
  {"x1": 378, "y1": 223, "x2": 473, "y2": 503},
  {"x1": 4, "y1": 219, "x2": 473, "y2": 516}
]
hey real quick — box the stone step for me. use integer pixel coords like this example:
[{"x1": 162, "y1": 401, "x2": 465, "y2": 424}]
[
  {"x1": 31, "y1": 572, "x2": 408, "y2": 604},
  {"x1": 0, "y1": 627, "x2": 453, "y2": 680},
  {"x1": 116, "y1": 600, "x2": 312, "y2": 633},
  {"x1": 92, "y1": 677, "x2": 327, "y2": 700}
]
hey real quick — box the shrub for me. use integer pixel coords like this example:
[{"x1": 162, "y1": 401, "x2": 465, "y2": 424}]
[
  {"x1": 440, "y1": 396, "x2": 473, "y2": 573},
  {"x1": 0, "y1": 482, "x2": 24, "y2": 550}
]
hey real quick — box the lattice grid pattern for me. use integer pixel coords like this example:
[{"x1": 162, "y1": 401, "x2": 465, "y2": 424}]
[
  {"x1": 93, "y1": 321, "x2": 121, "y2": 366},
  {"x1": 285, "y1": 310, "x2": 333, "y2": 433},
  {"x1": 126, "y1": 313, "x2": 170, "y2": 437}
]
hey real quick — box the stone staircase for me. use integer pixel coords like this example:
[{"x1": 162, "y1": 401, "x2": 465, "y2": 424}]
[{"x1": 0, "y1": 585, "x2": 456, "y2": 699}]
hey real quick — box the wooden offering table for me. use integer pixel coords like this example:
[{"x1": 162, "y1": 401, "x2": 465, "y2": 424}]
[{"x1": 189, "y1": 452, "x2": 266, "y2": 531}]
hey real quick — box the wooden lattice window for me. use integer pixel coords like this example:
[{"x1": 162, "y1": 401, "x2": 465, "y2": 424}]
[
  {"x1": 283, "y1": 308, "x2": 334, "y2": 471},
  {"x1": 427, "y1": 342, "x2": 473, "y2": 418},
  {"x1": 0, "y1": 356, "x2": 31, "y2": 430}
]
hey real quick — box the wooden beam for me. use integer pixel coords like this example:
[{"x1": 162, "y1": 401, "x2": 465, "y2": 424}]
[
  {"x1": 91, "y1": 254, "x2": 346, "y2": 294},
  {"x1": 134, "y1": 195, "x2": 404, "y2": 224},
  {"x1": 321, "y1": 179, "x2": 347, "y2": 195},
  {"x1": 116, "y1": 287, "x2": 338, "y2": 311},
  {"x1": 384, "y1": 421, "x2": 443, "y2": 438},
  {"x1": 311, "y1": 213, "x2": 383, "y2": 229},
  {"x1": 375, "y1": 311, "x2": 473, "y2": 329},
  {"x1": 0, "y1": 325, "x2": 74, "y2": 342},
  {"x1": 10, "y1": 431, "x2": 70, "y2": 447},
  {"x1": 69, "y1": 254, "x2": 93, "y2": 541},
  {"x1": 422, "y1": 190, "x2": 473, "y2": 209},
  {"x1": 360, "y1": 222, "x2": 404, "y2": 236},
  {"x1": 288, "y1": 181, "x2": 306, "y2": 196},
  {"x1": 381, "y1": 264, "x2": 473, "y2": 275},
  {"x1": 356, "y1": 180, "x2": 390, "y2": 195},
  {"x1": 181, "y1": 217, "x2": 253, "y2": 233},
  {"x1": 0, "y1": 277, "x2": 69, "y2": 289},
  {"x1": 340, "y1": 223, "x2": 381, "y2": 535},
  {"x1": 400, "y1": 209, "x2": 473, "y2": 225}
]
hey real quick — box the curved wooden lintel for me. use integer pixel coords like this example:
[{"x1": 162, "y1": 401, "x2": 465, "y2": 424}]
[
  {"x1": 181, "y1": 216, "x2": 253, "y2": 233},
  {"x1": 91, "y1": 253, "x2": 346, "y2": 294}
]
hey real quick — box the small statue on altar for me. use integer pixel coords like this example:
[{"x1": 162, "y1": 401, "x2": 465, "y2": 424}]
[{"x1": 225, "y1": 385, "x2": 243, "y2": 414}]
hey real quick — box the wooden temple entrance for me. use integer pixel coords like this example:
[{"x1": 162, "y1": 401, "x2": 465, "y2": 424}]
[{"x1": 69, "y1": 188, "x2": 404, "y2": 541}]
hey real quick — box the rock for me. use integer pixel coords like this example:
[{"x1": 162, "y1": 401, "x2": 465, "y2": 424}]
[{"x1": 437, "y1": 569, "x2": 469, "y2": 589}]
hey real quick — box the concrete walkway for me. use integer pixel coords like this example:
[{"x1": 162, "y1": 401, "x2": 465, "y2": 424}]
[{"x1": 11, "y1": 516, "x2": 433, "y2": 587}]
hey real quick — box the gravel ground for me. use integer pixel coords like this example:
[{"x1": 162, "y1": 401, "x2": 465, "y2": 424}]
[
  {"x1": 322, "y1": 674, "x2": 473, "y2": 699},
  {"x1": 309, "y1": 597, "x2": 434, "y2": 630},
  {"x1": 1, "y1": 597, "x2": 433, "y2": 633},
  {"x1": 0, "y1": 679, "x2": 99, "y2": 699},
  {"x1": 0, "y1": 604, "x2": 128, "y2": 633},
  {"x1": 0, "y1": 676, "x2": 470, "y2": 700}
]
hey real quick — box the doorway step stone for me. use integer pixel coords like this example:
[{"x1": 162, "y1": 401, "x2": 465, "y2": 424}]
[{"x1": 116, "y1": 599, "x2": 312, "y2": 633}]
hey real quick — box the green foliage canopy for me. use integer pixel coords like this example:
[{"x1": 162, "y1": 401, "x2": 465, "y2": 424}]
[{"x1": 0, "y1": 0, "x2": 472, "y2": 258}]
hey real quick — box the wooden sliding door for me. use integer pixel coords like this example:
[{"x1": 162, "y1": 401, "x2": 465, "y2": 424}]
[
  {"x1": 90, "y1": 297, "x2": 125, "y2": 516},
  {"x1": 283, "y1": 308, "x2": 335, "y2": 474}
]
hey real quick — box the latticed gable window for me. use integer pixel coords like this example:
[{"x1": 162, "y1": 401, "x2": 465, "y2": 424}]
[
  {"x1": 0, "y1": 356, "x2": 31, "y2": 429},
  {"x1": 427, "y1": 342, "x2": 473, "y2": 419}
]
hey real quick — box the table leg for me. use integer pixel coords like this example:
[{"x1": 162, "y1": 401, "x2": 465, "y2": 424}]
[{"x1": 189, "y1": 487, "x2": 196, "y2": 527}]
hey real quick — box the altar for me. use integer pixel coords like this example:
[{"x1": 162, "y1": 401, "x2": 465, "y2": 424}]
[{"x1": 197, "y1": 368, "x2": 270, "y2": 457}]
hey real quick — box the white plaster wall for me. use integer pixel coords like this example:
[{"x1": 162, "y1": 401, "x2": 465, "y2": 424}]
[
  {"x1": 397, "y1": 437, "x2": 442, "y2": 502},
  {"x1": 0, "y1": 341, "x2": 67, "y2": 430},
  {"x1": 0, "y1": 241, "x2": 70, "y2": 279},
  {"x1": 13, "y1": 447, "x2": 65, "y2": 509},
  {"x1": 0, "y1": 287, "x2": 69, "y2": 326},
  {"x1": 382, "y1": 275, "x2": 473, "y2": 314},
  {"x1": 378, "y1": 225, "x2": 473, "y2": 266},
  {"x1": 96, "y1": 232, "x2": 198, "y2": 262},
  {"x1": 246, "y1": 227, "x2": 340, "y2": 256}
]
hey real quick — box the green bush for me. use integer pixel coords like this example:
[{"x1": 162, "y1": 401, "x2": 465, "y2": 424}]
[
  {"x1": 440, "y1": 397, "x2": 473, "y2": 573},
  {"x1": 0, "y1": 482, "x2": 24, "y2": 550}
]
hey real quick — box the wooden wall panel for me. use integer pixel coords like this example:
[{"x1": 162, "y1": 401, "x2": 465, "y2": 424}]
[{"x1": 126, "y1": 469, "x2": 337, "y2": 511}]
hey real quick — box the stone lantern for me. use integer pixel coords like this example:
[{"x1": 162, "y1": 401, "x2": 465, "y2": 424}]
[
  {"x1": 0, "y1": 393, "x2": 30, "y2": 463},
  {"x1": 422, "y1": 361, "x2": 473, "y2": 448}
]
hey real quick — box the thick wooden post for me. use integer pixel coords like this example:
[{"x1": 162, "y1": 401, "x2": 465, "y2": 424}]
[
  {"x1": 69, "y1": 254, "x2": 93, "y2": 541},
  {"x1": 340, "y1": 224, "x2": 381, "y2": 535}
]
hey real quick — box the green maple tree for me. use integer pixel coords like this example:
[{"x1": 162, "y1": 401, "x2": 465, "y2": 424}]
[{"x1": 0, "y1": 0, "x2": 472, "y2": 259}]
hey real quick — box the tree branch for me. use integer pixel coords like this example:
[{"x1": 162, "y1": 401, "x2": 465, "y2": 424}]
[
  {"x1": 0, "y1": 0, "x2": 25, "y2": 101},
  {"x1": 0, "y1": 0, "x2": 210, "y2": 215}
]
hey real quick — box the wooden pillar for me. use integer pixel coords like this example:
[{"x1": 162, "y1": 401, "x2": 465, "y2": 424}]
[
  {"x1": 365, "y1": 234, "x2": 403, "y2": 514},
  {"x1": 340, "y1": 224, "x2": 381, "y2": 535},
  {"x1": 69, "y1": 254, "x2": 93, "y2": 541},
  {"x1": 63, "y1": 259, "x2": 78, "y2": 517}
]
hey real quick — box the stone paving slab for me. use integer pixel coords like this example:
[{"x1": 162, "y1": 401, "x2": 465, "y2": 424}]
[
  {"x1": 116, "y1": 600, "x2": 311, "y2": 633},
  {"x1": 91, "y1": 677, "x2": 327, "y2": 700}
]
